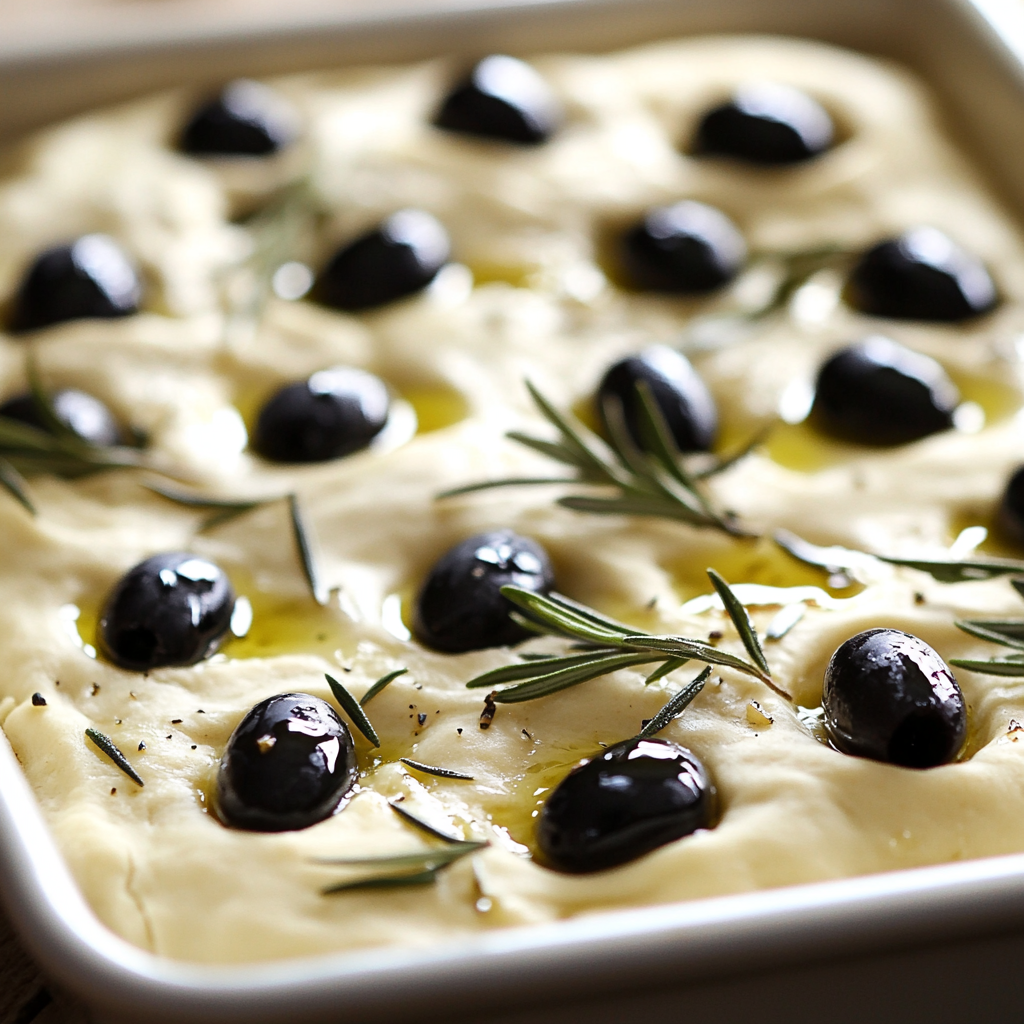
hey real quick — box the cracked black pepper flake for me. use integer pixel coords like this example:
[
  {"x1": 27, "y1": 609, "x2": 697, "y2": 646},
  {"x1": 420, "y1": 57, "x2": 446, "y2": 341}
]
[
  {"x1": 418, "y1": 713, "x2": 427, "y2": 725},
  {"x1": 522, "y1": 729, "x2": 532, "y2": 740},
  {"x1": 914, "y1": 592, "x2": 926, "y2": 605},
  {"x1": 171, "y1": 719, "x2": 182, "y2": 724},
  {"x1": 138, "y1": 742, "x2": 146, "y2": 751},
  {"x1": 342, "y1": 666, "x2": 351, "y2": 672},
  {"x1": 166, "y1": 735, "x2": 172, "y2": 740},
  {"x1": 90, "y1": 683, "x2": 100, "y2": 696},
  {"x1": 479, "y1": 691, "x2": 497, "y2": 730},
  {"x1": 457, "y1": 728, "x2": 463, "y2": 735},
  {"x1": 31, "y1": 693, "x2": 46, "y2": 707},
  {"x1": 114, "y1": 718, "x2": 121, "y2": 725},
  {"x1": 708, "y1": 630, "x2": 723, "y2": 641},
  {"x1": 197, "y1": 709, "x2": 205, "y2": 714},
  {"x1": 110, "y1": 788, "x2": 116, "y2": 795},
  {"x1": 191, "y1": 744, "x2": 197, "y2": 750}
]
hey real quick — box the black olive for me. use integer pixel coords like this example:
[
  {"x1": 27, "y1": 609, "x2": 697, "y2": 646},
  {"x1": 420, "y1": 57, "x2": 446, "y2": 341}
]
[
  {"x1": 692, "y1": 82, "x2": 834, "y2": 165},
  {"x1": 99, "y1": 552, "x2": 235, "y2": 671},
  {"x1": 537, "y1": 737, "x2": 714, "y2": 873},
  {"x1": 809, "y1": 336, "x2": 959, "y2": 447},
  {"x1": 0, "y1": 389, "x2": 122, "y2": 447},
  {"x1": 597, "y1": 345, "x2": 717, "y2": 453},
  {"x1": 8, "y1": 235, "x2": 142, "y2": 334},
  {"x1": 620, "y1": 201, "x2": 745, "y2": 294},
  {"x1": 846, "y1": 227, "x2": 997, "y2": 322},
  {"x1": 998, "y1": 465, "x2": 1024, "y2": 547},
  {"x1": 414, "y1": 530, "x2": 554, "y2": 653},
  {"x1": 179, "y1": 79, "x2": 298, "y2": 157},
  {"x1": 314, "y1": 210, "x2": 451, "y2": 312},
  {"x1": 434, "y1": 54, "x2": 562, "y2": 145},
  {"x1": 252, "y1": 366, "x2": 390, "y2": 463},
  {"x1": 216, "y1": 693, "x2": 357, "y2": 832},
  {"x1": 823, "y1": 628, "x2": 966, "y2": 768}
]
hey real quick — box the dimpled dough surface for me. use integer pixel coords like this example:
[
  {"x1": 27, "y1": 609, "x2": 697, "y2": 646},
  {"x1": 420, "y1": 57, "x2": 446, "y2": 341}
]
[{"x1": 2, "y1": 35, "x2": 1024, "y2": 964}]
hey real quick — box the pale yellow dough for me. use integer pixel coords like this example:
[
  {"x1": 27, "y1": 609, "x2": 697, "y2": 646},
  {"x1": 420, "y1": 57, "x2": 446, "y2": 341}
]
[{"x1": 2, "y1": 35, "x2": 1024, "y2": 965}]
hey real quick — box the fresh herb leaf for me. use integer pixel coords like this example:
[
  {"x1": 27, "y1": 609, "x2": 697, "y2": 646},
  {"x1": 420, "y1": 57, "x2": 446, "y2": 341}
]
[
  {"x1": 361, "y1": 668, "x2": 407, "y2": 706},
  {"x1": 491, "y1": 651, "x2": 664, "y2": 704},
  {"x1": 400, "y1": 758, "x2": 475, "y2": 780},
  {"x1": 707, "y1": 568, "x2": 770, "y2": 677},
  {"x1": 949, "y1": 657, "x2": 1024, "y2": 676},
  {"x1": 0, "y1": 458, "x2": 35, "y2": 515},
  {"x1": 643, "y1": 656, "x2": 689, "y2": 686},
  {"x1": 464, "y1": 580, "x2": 790, "y2": 704},
  {"x1": 636, "y1": 665, "x2": 711, "y2": 739},
  {"x1": 439, "y1": 380, "x2": 753, "y2": 537},
  {"x1": 321, "y1": 869, "x2": 440, "y2": 894},
  {"x1": 325, "y1": 672, "x2": 380, "y2": 747},
  {"x1": 774, "y1": 528, "x2": 867, "y2": 587},
  {"x1": 289, "y1": 493, "x2": 328, "y2": 605},
  {"x1": 955, "y1": 620, "x2": 1024, "y2": 652},
  {"x1": 319, "y1": 835, "x2": 487, "y2": 895},
  {"x1": 875, "y1": 554, "x2": 1024, "y2": 583},
  {"x1": 389, "y1": 801, "x2": 468, "y2": 844},
  {"x1": 143, "y1": 481, "x2": 278, "y2": 531},
  {"x1": 313, "y1": 842, "x2": 486, "y2": 869},
  {"x1": 85, "y1": 728, "x2": 144, "y2": 787}
]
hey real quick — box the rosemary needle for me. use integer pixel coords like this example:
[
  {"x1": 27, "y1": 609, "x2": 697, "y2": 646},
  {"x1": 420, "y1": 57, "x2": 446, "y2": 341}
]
[
  {"x1": 85, "y1": 728, "x2": 144, "y2": 787},
  {"x1": 400, "y1": 758, "x2": 475, "y2": 781},
  {"x1": 325, "y1": 673, "x2": 380, "y2": 747}
]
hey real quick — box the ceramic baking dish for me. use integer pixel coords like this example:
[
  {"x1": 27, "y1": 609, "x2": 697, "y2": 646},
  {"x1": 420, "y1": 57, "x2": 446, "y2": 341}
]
[{"x1": 4, "y1": 0, "x2": 1024, "y2": 1020}]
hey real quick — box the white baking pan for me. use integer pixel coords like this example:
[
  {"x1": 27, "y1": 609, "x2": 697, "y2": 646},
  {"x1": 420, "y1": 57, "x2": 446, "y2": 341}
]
[{"x1": 3, "y1": 1, "x2": 1024, "y2": 1021}]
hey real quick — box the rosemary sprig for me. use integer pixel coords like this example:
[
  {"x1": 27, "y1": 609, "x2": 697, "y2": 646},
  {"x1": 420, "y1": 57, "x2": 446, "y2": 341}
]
[
  {"x1": 774, "y1": 528, "x2": 870, "y2": 588},
  {"x1": 0, "y1": 458, "x2": 35, "y2": 515},
  {"x1": 636, "y1": 665, "x2": 711, "y2": 740},
  {"x1": 325, "y1": 673, "x2": 380, "y2": 747},
  {"x1": 361, "y1": 668, "x2": 408, "y2": 706},
  {"x1": 874, "y1": 553, "x2": 1024, "y2": 584},
  {"x1": 400, "y1": 758, "x2": 475, "y2": 780},
  {"x1": 289, "y1": 493, "x2": 328, "y2": 605},
  {"x1": 465, "y1": 571, "x2": 790, "y2": 702},
  {"x1": 318, "y1": 803, "x2": 486, "y2": 894},
  {"x1": 439, "y1": 380, "x2": 756, "y2": 537},
  {"x1": 143, "y1": 481, "x2": 279, "y2": 531},
  {"x1": 85, "y1": 728, "x2": 144, "y2": 787},
  {"x1": 947, "y1": 579, "x2": 1024, "y2": 675}
]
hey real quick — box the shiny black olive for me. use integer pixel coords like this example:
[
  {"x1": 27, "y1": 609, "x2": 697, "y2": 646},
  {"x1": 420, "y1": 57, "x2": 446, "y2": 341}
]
[
  {"x1": 434, "y1": 54, "x2": 562, "y2": 145},
  {"x1": 252, "y1": 366, "x2": 390, "y2": 463},
  {"x1": 998, "y1": 465, "x2": 1024, "y2": 547},
  {"x1": 0, "y1": 389, "x2": 122, "y2": 447},
  {"x1": 809, "y1": 336, "x2": 959, "y2": 447},
  {"x1": 620, "y1": 201, "x2": 745, "y2": 294},
  {"x1": 537, "y1": 737, "x2": 714, "y2": 873},
  {"x1": 846, "y1": 227, "x2": 997, "y2": 322},
  {"x1": 598, "y1": 345, "x2": 717, "y2": 454},
  {"x1": 216, "y1": 693, "x2": 357, "y2": 832},
  {"x1": 692, "y1": 82, "x2": 834, "y2": 165},
  {"x1": 179, "y1": 79, "x2": 298, "y2": 157},
  {"x1": 414, "y1": 530, "x2": 554, "y2": 653},
  {"x1": 823, "y1": 628, "x2": 966, "y2": 768},
  {"x1": 99, "y1": 552, "x2": 235, "y2": 671},
  {"x1": 8, "y1": 235, "x2": 142, "y2": 334},
  {"x1": 314, "y1": 209, "x2": 450, "y2": 312}
]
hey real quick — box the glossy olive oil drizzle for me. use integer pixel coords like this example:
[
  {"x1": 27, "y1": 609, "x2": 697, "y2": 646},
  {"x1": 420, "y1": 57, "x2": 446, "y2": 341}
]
[
  {"x1": 401, "y1": 385, "x2": 469, "y2": 434},
  {"x1": 667, "y1": 535, "x2": 862, "y2": 604},
  {"x1": 488, "y1": 746, "x2": 599, "y2": 852},
  {"x1": 221, "y1": 574, "x2": 352, "y2": 662},
  {"x1": 767, "y1": 369, "x2": 1021, "y2": 474}
]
